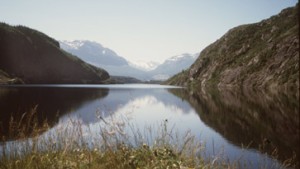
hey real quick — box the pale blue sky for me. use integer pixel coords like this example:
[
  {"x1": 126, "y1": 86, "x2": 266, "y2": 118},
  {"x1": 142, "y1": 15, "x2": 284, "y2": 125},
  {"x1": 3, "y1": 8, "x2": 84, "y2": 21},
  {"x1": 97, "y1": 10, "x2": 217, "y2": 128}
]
[{"x1": 0, "y1": 0, "x2": 298, "y2": 63}]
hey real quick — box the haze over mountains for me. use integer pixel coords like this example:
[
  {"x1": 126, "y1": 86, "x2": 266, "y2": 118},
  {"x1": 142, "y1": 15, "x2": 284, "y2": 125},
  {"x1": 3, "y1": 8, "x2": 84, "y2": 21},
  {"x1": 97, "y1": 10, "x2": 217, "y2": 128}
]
[{"x1": 60, "y1": 40, "x2": 197, "y2": 81}]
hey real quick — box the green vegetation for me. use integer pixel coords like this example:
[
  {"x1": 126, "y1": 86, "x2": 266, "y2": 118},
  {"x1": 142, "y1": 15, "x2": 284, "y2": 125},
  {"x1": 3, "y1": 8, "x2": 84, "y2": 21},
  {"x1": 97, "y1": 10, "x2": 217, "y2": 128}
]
[
  {"x1": 0, "y1": 107, "x2": 295, "y2": 169},
  {"x1": 166, "y1": 4, "x2": 299, "y2": 92}
]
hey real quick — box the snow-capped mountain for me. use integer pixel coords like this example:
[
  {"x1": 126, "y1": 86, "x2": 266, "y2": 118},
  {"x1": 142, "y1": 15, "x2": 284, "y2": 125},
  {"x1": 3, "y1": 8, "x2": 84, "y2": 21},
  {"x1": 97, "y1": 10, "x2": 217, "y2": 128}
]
[
  {"x1": 60, "y1": 40, "x2": 128, "y2": 66},
  {"x1": 167, "y1": 53, "x2": 198, "y2": 62},
  {"x1": 148, "y1": 53, "x2": 198, "y2": 80},
  {"x1": 59, "y1": 40, "x2": 150, "y2": 80},
  {"x1": 129, "y1": 61, "x2": 160, "y2": 71},
  {"x1": 60, "y1": 40, "x2": 85, "y2": 50},
  {"x1": 60, "y1": 40, "x2": 199, "y2": 81}
]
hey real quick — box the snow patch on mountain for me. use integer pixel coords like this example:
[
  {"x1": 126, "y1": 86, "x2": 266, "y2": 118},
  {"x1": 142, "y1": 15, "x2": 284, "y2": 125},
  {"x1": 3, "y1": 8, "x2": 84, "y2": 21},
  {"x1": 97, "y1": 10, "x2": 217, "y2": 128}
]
[
  {"x1": 167, "y1": 53, "x2": 199, "y2": 62},
  {"x1": 59, "y1": 39, "x2": 200, "y2": 81},
  {"x1": 60, "y1": 40, "x2": 85, "y2": 50},
  {"x1": 129, "y1": 60, "x2": 160, "y2": 71},
  {"x1": 148, "y1": 53, "x2": 199, "y2": 80}
]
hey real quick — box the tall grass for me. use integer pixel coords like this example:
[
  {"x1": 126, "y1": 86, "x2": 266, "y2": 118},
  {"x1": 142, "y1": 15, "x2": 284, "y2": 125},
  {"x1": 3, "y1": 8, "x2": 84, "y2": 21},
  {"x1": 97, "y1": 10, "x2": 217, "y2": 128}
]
[
  {"x1": 0, "y1": 107, "x2": 202, "y2": 169},
  {"x1": 0, "y1": 107, "x2": 296, "y2": 169}
]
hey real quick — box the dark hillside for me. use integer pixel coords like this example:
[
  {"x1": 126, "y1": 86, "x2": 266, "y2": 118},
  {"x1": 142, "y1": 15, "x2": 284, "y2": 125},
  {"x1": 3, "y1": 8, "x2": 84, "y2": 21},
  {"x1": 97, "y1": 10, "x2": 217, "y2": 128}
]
[{"x1": 0, "y1": 23, "x2": 109, "y2": 84}]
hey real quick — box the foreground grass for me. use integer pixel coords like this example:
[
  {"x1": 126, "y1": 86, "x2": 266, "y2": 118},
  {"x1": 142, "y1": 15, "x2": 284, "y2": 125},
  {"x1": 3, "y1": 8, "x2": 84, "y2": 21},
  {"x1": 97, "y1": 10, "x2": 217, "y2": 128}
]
[
  {"x1": 0, "y1": 107, "x2": 295, "y2": 169},
  {"x1": 0, "y1": 107, "x2": 202, "y2": 169},
  {"x1": 1, "y1": 145, "x2": 200, "y2": 169}
]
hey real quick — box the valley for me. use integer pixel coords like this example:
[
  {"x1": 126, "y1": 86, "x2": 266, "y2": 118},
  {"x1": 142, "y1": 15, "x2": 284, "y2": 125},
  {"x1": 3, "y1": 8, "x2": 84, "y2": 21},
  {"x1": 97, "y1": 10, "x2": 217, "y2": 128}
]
[{"x1": 0, "y1": 2, "x2": 298, "y2": 169}]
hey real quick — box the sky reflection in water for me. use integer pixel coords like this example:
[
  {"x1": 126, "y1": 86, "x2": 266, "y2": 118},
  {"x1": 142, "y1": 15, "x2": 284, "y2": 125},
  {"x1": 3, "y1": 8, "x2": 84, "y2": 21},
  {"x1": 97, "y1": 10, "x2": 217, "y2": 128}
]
[{"x1": 0, "y1": 84, "x2": 297, "y2": 168}]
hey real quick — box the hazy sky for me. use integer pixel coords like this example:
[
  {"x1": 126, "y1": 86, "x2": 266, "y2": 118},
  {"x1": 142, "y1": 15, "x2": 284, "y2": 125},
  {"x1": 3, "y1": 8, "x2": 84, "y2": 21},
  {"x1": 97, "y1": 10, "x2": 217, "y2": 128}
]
[{"x1": 0, "y1": 0, "x2": 297, "y2": 63}]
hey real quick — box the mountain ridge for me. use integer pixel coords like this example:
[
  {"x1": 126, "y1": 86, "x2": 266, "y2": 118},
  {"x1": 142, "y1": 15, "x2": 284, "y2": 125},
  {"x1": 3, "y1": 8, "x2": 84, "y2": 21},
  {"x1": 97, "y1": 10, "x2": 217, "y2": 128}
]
[
  {"x1": 166, "y1": 4, "x2": 299, "y2": 92},
  {"x1": 60, "y1": 40, "x2": 128, "y2": 66},
  {"x1": 0, "y1": 23, "x2": 109, "y2": 84},
  {"x1": 149, "y1": 53, "x2": 198, "y2": 80},
  {"x1": 60, "y1": 40, "x2": 197, "y2": 81},
  {"x1": 60, "y1": 40, "x2": 152, "y2": 80}
]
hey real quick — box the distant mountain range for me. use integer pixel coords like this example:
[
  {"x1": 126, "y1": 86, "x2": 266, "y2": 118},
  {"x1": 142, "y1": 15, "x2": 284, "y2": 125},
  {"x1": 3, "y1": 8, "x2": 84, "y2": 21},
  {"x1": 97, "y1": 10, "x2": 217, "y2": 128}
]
[
  {"x1": 60, "y1": 40, "x2": 150, "y2": 80},
  {"x1": 60, "y1": 40, "x2": 128, "y2": 66},
  {"x1": 0, "y1": 23, "x2": 109, "y2": 84},
  {"x1": 60, "y1": 40, "x2": 197, "y2": 81},
  {"x1": 148, "y1": 53, "x2": 198, "y2": 80}
]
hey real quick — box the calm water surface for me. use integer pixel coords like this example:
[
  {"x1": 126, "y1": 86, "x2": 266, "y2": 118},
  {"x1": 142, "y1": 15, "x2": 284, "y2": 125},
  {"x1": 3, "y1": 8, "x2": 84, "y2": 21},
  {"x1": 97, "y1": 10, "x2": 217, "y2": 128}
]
[{"x1": 0, "y1": 84, "x2": 298, "y2": 168}]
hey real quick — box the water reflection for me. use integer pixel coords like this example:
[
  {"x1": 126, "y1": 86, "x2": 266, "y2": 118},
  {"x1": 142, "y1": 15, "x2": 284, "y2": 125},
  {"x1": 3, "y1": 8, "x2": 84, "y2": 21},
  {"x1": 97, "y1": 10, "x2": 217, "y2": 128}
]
[
  {"x1": 169, "y1": 88, "x2": 299, "y2": 166},
  {"x1": 0, "y1": 86, "x2": 108, "y2": 139},
  {"x1": 0, "y1": 84, "x2": 298, "y2": 168},
  {"x1": 59, "y1": 86, "x2": 195, "y2": 127}
]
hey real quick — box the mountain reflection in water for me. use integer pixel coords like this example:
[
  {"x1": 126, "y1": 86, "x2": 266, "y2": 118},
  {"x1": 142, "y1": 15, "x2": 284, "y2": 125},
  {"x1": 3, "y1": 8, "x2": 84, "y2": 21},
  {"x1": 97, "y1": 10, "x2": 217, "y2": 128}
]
[
  {"x1": 169, "y1": 87, "x2": 299, "y2": 166},
  {"x1": 0, "y1": 86, "x2": 109, "y2": 139},
  {"x1": 0, "y1": 84, "x2": 298, "y2": 167}
]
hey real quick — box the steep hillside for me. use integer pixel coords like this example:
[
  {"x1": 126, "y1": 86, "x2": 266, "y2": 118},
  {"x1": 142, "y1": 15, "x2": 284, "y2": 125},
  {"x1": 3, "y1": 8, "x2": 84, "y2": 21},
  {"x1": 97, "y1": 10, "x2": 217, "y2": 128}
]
[
  {"x1": 0, "y1": 23, "x2": 109, "y2": 84},
  {"x1": 167, "y1": 5, "x2": 299, "y2": 91}
]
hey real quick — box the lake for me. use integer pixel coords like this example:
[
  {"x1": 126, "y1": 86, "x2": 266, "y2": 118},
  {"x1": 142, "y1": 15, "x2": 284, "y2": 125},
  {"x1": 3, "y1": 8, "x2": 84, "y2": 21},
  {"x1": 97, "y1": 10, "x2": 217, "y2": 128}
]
[{"x1": 0, "y1": 84, "x2": 299, "y2": 168}]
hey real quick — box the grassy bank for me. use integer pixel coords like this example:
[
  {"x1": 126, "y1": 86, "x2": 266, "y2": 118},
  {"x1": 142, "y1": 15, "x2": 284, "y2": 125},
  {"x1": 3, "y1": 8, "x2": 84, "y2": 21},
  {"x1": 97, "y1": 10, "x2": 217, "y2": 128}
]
[{"x1": 0, "y1": 107, "x2": 295, "y2": 169}]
